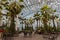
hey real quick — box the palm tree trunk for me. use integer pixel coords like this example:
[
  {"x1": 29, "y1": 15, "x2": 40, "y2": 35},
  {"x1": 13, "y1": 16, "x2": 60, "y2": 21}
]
[
  {"x1": 10, "y1": 14, "x2": 16, "y2": 34},
  {"x1": 25, "y1": 21, "x2": 26, "y2": 28},
  {"x1": 49, "y1": 20, "x2": 50, "y2": 26},
  {"x1": 37, "y1": 20, "x2": 38, "y2": 27},
  {"x1": 53, "y1": 19, "x2": 56, "y2": 31},
  {"x1": 22, "y1": 21, "x2": 23, "y2": 31},
  {"x1": 39, "y1": 20, "x2": 40, "y2": 27},
  {"x1": 53, "y1": 19, "x2": 56, "y2": 27},
  {"x1": 49, "y1": 22, "x2": 50, "y2": 26},
  {"x1": 31, "y1": 24, "x2": 33, "y2": 31},
  {"x1": 0, "y1": 18, "x2": 1, "y2": 27}
]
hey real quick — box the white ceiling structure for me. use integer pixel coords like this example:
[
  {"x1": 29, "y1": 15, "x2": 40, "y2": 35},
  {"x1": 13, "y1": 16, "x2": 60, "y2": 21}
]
[
  {"x1": 1, "y1": 0, "x2": 60, "y2": 18},
  {"x1": 18, "y1": 0, "x2": 60, "y2": 18}
]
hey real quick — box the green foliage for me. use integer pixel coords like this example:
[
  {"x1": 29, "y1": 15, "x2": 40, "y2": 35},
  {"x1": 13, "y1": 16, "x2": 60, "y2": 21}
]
[
  {"x1": 6, "y1": 2, "x2": 24, "y2": 15},
  {"x1": 40, "y1": 27, "x2": 46, "y2": 33},
  {"x1": 39, "y1": 26, "x2": 60, "y2": 34},
  {"x1": 20, "y1": 5, "x2": 24, "y2": 9},
  {"x1": 34, "y1": 13, "x2": 41, "y2": 28},
  {"x1": 34, "y1": 13, "x2": 40, "y2": 20},
  {"x1": 19, "y1": 0, "x2": 24, "y2": 2},
  {"x1": 56, "y1": 27, "x2": 60, "y2": 32},
  {"x1": 40, "y1": 5, "x2": 57, "y2": 29},
  {"x1": 2, "y1": 0, "x2": 7, "y2": 1},
  {"x1": 46, "y1": 26, "x2": 53, "y2": 33},
  {"x1": 0, "y1": 6, "x2": 2, "y2": 10},
  {"x1": 34, "y1": 13, "x2": 39, "y2": 17},
  {"x1": 41, "y1": 5, "x2": 51, "y2": 19},
  {"x1": 35, "y1": 26, "x2": 59, "y2": 34},
  {"x1": 54, "y1": 10, "x2": 56, "y2": 12},
  {"x1": 29, "y1": 17, "x2": 34, "y2": 24},
  {"x1": 24, "y1": 26, "x2": 33, "y2": 32},
  {"x1": 41, "y1": 5, "x2": 49, "y2": 11},
  {"x1": 4, "y1": 27, "x2": 10, "y2": 32}
]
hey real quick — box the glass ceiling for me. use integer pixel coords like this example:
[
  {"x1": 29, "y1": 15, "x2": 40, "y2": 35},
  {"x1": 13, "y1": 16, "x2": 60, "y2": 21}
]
[
  {"x1": 1, "y1": 0, "x2": 60, "y2": 18},
  {"x1": 19, "y1": 0, "x2": 60, "y2": 18}
]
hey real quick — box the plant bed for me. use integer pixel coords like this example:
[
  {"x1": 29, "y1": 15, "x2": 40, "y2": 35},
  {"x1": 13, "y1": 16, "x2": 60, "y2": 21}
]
[
  {"x1": 23, "y1": 30, "x2": 33, "y2": 37},
  {"x1": 3, "y1": 32, "x2": 13, "y2": 37},
  {"x1": 43, "y1": 33, "x2": 59, "y2": 40},
  {"x1": 24, "y1": 32, "x2": 27, "y2": 37}
]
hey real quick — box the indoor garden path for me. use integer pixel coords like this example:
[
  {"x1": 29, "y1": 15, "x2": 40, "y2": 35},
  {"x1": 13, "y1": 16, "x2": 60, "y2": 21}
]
[{"x1": 0, "y1": 33, "x2": 60, "y2": 40}]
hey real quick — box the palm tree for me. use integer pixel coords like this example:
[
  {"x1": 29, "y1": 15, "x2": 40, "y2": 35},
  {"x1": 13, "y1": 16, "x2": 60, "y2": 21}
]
[
  {"x1": 29, "y1": 17, "x2": 34, "y2": 31},
  {"x1": 34, "y1": 13, "x2": 40, "y2": 28},
  {"x1": 50, "y1": 15, "x2": 58, "y2": 31},
  {"x1": 40, "y1": 5, "x2": 56, "y2": 32},
  {"x1": 6, "y1": 1, "x2": 24, "y2": 34},
  {"x1": 23, "y1": 18, "x2": 27, "y2": 29},
  {"x1": 39, "y1": 15, "x2": 42, "y2": 27},
  {"x1": 29, "y1": 17, "x2": 34, "y2": 27},
  {"x1": 18, "y1": 17, "x2": 25, "y2": 31},
  {"x1": 41, "y1": 5, "x2": 51, "y2": 28}
]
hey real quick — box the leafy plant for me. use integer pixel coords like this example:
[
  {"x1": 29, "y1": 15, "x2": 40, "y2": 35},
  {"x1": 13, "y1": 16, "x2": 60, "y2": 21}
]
[
  {"x1": 4, "y1": 27, "x2": 10, "y2": 33},
  {"x1": 19, "y1": 0, "x2": 23, "y2": 2}
]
